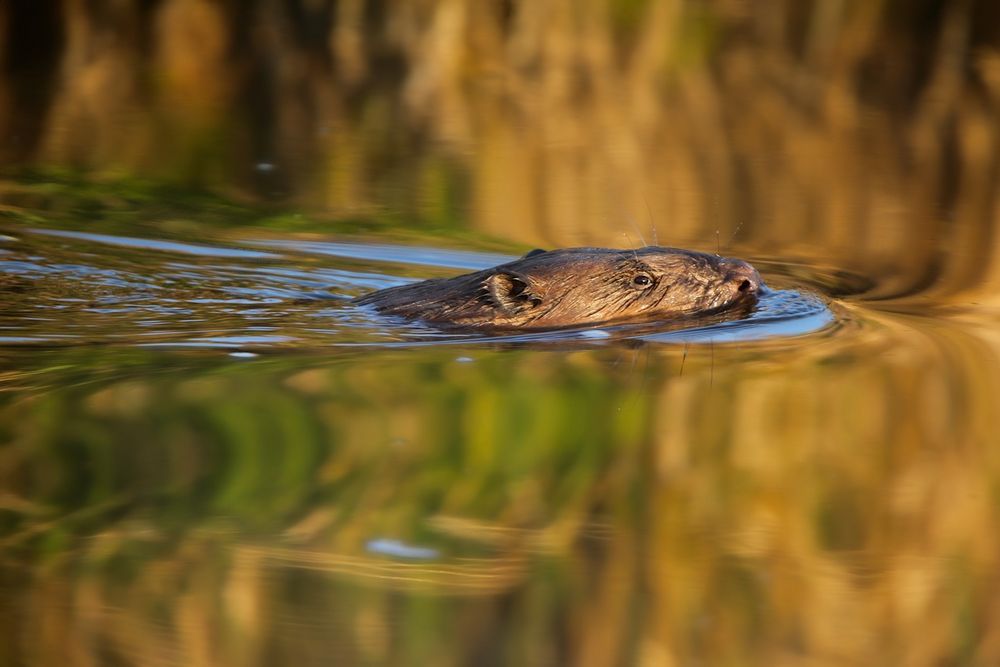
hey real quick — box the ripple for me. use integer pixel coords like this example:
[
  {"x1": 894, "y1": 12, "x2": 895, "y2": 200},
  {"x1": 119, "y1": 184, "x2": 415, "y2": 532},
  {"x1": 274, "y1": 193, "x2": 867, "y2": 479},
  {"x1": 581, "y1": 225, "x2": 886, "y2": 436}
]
[{"x1": 0, "y1": 230, "x2": 841, "y2": 349}]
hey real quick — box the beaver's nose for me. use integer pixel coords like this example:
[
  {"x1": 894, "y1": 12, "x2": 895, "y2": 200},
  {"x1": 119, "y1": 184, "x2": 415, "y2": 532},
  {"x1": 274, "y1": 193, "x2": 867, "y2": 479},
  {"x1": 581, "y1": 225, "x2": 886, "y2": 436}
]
[{"x1": 720, "y1": 258, "x2": 763, "y2": 295}]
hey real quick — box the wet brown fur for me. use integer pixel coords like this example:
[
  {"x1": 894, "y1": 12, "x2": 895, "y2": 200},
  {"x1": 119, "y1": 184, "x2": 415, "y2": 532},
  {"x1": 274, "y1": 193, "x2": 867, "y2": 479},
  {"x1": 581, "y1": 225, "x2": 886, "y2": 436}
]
[{"x1": 355, "y1": 246, "x2": 763, "y2": 330}]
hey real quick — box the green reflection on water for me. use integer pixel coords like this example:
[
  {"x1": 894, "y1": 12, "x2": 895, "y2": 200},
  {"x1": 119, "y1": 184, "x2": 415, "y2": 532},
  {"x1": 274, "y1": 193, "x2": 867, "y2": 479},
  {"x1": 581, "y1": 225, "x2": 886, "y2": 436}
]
[
  {"x1": 0, "y1": 308, "x2": 998, "y2": 665},
  {"x1": 1, "y1": 346, "x2": 663, "y2": 664},
  {"x1": 3, "y1": 0, "x2": 1000, "y2": 660},
  {"x1": 2, "y1": 347, "x2": 653, "y2": 539}
]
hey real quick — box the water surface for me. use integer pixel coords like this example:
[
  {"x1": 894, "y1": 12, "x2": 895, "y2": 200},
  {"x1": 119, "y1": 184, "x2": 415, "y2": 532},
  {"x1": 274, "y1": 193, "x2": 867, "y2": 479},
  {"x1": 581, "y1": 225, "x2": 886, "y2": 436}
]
[
  {"x1": 0, "y1": 223, "x2": 833, "y2": 348},
  {"x1": 4, "y1": 1, "x2": 1000, "y2": 662},
  {"x1": 3, "y1": 194, "x2": 997, "y2": 667}
]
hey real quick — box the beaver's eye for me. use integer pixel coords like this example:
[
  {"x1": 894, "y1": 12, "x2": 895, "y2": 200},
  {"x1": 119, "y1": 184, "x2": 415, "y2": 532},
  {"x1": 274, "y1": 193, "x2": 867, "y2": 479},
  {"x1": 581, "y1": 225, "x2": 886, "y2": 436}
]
[{"x1": 632, "y1": 274, "x2": 653, "y2": 287}]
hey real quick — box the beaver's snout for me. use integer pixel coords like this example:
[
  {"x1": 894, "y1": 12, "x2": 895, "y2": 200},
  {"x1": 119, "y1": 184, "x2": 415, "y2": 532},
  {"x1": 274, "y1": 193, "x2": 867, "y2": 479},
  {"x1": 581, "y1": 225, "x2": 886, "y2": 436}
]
[{"x1": 720, "y1": 258, "x2": 763, "y2": 296}]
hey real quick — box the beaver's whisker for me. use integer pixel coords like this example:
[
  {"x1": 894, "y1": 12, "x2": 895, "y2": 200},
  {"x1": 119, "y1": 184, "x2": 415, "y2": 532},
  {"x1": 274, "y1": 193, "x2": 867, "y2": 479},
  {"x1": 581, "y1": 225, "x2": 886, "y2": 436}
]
[
  {"x1": 643, "y1": 195, "x2": 657, "y2": 247},
  {"x1": 625, "y1": 214, "x2": 647, "y2": 248}
]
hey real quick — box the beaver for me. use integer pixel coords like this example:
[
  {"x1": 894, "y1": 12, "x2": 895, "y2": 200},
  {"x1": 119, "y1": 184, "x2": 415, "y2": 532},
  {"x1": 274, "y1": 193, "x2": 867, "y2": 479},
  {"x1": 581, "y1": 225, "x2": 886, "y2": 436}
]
[{"x1": 355, "y1": 246, "x2": 763, "y2": 330}]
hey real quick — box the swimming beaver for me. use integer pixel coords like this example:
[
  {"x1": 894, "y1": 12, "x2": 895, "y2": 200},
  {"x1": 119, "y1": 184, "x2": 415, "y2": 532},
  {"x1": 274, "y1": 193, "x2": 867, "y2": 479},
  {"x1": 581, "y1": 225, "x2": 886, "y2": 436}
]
[{"x1": 355, "y1": 246, "x2": 763, "y2": 330}]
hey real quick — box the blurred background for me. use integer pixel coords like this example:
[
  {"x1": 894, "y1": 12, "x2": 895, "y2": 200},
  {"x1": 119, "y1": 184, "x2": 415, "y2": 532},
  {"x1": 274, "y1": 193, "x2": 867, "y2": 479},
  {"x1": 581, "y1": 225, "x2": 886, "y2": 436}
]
[
  {"x1": 3, "y1": 1, "x2": 1000, "y2": 666},
  {"x1": 4, "y1": 0, "x2": 1000, "y2": 296}
]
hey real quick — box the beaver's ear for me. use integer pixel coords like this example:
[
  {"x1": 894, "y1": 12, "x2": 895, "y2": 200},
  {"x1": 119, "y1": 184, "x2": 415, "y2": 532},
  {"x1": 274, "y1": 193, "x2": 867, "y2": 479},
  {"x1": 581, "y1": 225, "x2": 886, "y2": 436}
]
[
  {"x1": 484, "y1": 272, "x2": 542, "y2": 313},
  {"x1": 522, "y1": 248, "x2": 547, "y2": 259}
]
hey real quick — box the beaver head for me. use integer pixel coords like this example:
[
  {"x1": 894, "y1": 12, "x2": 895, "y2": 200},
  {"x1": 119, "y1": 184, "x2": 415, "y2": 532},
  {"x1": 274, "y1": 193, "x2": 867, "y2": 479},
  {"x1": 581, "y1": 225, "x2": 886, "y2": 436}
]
[{"x1": 355, "y1": 246, "x2": 763, "y2": 330}]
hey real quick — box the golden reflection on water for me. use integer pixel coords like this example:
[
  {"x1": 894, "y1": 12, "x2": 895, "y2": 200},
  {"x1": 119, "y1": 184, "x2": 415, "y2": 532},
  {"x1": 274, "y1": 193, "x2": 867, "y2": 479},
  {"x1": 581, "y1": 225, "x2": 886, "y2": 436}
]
[
  {"x1": 3, "y1": 1, "x2": 1000, "y2": 665},
  {"x1": 4, "y1": 1, "x2": 1000, "y2": 301},
  {"x1": 0, "y1": 304, "x2": 998, "y2": 665}
]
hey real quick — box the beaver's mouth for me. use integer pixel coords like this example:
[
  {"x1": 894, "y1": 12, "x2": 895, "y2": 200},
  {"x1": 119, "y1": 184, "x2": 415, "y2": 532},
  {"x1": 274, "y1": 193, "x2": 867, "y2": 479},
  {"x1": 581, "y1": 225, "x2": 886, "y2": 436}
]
[{"x1": 703, "y1": 280, "x2": 764, "y2": 315}]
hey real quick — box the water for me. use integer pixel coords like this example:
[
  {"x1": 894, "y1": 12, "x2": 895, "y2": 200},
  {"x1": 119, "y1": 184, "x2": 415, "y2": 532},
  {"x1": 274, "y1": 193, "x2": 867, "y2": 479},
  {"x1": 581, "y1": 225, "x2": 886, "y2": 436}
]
[
  {"x1": 0, "y1": 224, "x2": 833, "y2": 348},
  {"x1": 4, "y1": 196, "x2": 991, "y2": 666},
  {"x1": 4, "y1": 2, "x2": 1000, "y2": 663},
  {"x1": 0, "y1": 199, "x2": 862, "y2": 667}
]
